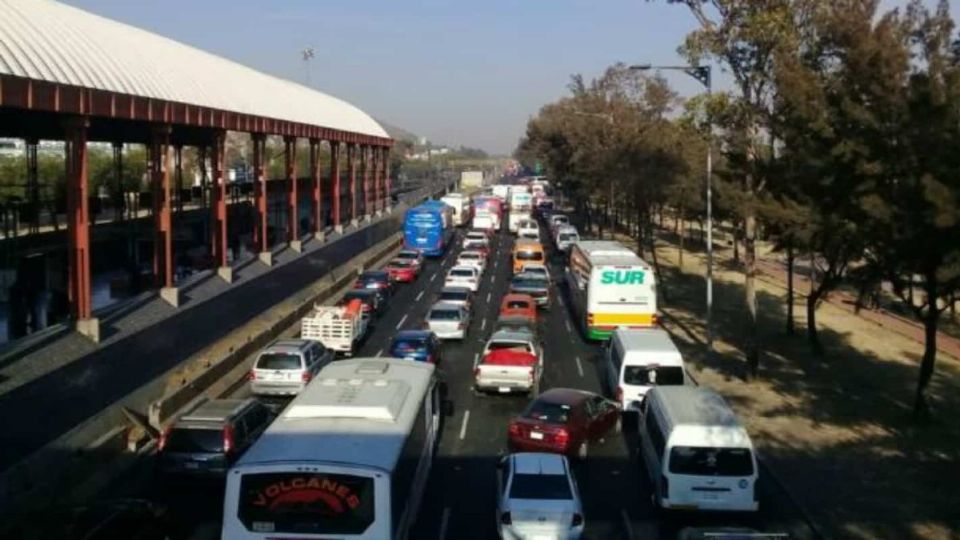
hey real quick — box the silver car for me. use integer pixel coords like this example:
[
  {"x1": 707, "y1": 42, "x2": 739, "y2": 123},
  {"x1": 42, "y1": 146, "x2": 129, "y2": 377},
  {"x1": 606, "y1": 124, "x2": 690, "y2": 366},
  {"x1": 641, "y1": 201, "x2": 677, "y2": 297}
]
[
  {"x1": 496, "y1": 453, "x2": 584, "y2": 540},
  {"x1": 249, "y1": 339, "x2": 333, "y2": 396},
  {"x1": 438, "y1": 286, "x2": 474, "y2": 311},
  {"x1": 426, "y1": 301, "x2": 471, "y2": 340}
]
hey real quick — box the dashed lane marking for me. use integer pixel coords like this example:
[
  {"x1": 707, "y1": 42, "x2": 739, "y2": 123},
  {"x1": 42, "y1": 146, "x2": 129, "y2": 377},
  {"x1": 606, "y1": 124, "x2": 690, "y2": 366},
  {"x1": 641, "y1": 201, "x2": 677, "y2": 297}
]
[
  {"x1": 481, "y1": 318, "x2": 487, "y2": 331},
  {"x1": 396, "y1": 314, "x2": 408, "y2": 329},
  {"x1": 439, "y1": 507, "x2": 451, "y2": 540},
  {"x1": 575, "y1": 356, "x2": 584, "y2": 377},
  {"x1": 430, "y1": 273, "x2": 437, "y2": 282},
  {"x1": 487, "y1": 292, "x2": 492, "y2": 303},
  {"x1": 621, "y1": 509, "x2": 635, "y2": 540},
  {"x1": 376, "y1": 348, "x2": 384, "y2": 357},
  {"x1": 473, "y1": 353, "x2": 480, "y2": 369},
  {"x1": 416, "y1": 290, "x2": 424, "y2": 301},
  {"x1": 565, "y1": 319, "x2": 572, "y2": 332},
  {"x1": 459, "y1": 410, "x2": 471, "y2": 440}
]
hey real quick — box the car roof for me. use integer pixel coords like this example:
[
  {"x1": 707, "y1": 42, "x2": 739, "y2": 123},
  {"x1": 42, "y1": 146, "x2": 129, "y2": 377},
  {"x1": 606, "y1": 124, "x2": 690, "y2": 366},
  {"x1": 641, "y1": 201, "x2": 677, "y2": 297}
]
[
  {"x1": 502, "y1": 293, "x2": 534, "y2": 303},
  {"x1": 431, "y1": 301, "x2": 464, "y2": 311},
  {"x1": 263, "y1": 339, "x2": 313, "y2": 354},
  {"x1": 511, "y1": 452, "x2": 568, "y2": 476},
  {"x1": 360, "y1": 270, "x2": 389, "y2": 277},
  {"x1": 179, "y1": 399, "x2": 251, "y2": 424},
  {"x1": 490, "y1": 330, "x2": 534, "y2": 342},
  {"x1": 441, "y1": 286, "x2": 472, "y2": 294},
  {"x1": 536, "y1": 387, "x2": 594, "y2": 406},
  {"x1": 394, "y1": 330, "x2": 433, "y2": 340}
]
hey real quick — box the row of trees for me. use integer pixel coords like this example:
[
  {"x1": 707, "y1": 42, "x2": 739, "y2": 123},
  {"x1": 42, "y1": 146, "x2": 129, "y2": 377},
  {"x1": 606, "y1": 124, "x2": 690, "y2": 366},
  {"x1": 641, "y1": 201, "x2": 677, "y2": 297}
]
[{"x1": 517, "y1": 0, "x2": 960, "y2": 418}]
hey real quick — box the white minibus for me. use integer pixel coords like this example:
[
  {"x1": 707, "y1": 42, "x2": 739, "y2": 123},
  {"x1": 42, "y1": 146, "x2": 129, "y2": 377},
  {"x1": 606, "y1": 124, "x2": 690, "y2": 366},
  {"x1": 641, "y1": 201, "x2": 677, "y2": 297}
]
[
  {"x1": 639, "y1": 386, "x2": 759, "y2": 512},
  {"x1": 222, "y1": 359, "x2": 441, "y2": 539},
  {"x1": 604, "y1": 328, "x2": 686, "y2": 412}
]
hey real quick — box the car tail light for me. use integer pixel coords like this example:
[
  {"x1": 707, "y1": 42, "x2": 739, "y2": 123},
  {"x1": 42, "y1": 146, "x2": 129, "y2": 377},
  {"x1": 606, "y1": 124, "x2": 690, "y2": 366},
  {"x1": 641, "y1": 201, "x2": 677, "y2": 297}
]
[
  {"x1": 425, "y1": 354, "x2": 434, "y2": 364},
  {"x1": 473, "y1": 367, "x2": 480, "y2": 378},
  {"x1": 554, "y1": 428, "x2": 569, "y2": 448},
  {"x1": 508, "y1": 422, "x2": 521, "y2": 437},
  {"x1": 223, "y1": 425, "x2": 235, "y2": 454},
  {"x1": 572, "y1": 513, "x2": 583, "y2": 527},
  {"x1": 500, "y1": 512, "x2": 512, "y2": 525},
  {"x1": 615, "y1": 386, "x2": 623, "y2": 403},
  {"x1": 248, "y1": 370, "x2": 257, "y2": 381},
  {"x1": 158, "y1": 427, "x2": 170, "y2": 451},
  {"x1": 302, "y1": 371, "x2": 312, "y2": 383},
  {"x1": 587, "y1": 313, "x2": 594, "y2": 325},
  {"x1": 660, "y1": 474, "x2": 669, "y2": 500},
  {"x1": 527, "y1": 368, "x2": 534, "y2": 383}
]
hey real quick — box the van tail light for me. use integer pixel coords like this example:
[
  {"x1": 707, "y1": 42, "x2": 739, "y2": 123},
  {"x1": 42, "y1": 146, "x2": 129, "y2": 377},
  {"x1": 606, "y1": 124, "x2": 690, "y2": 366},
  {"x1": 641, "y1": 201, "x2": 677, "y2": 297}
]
[
  {"x1": 660, "y1": 474, "x2": 669, "y2": 500},
  {"x1": 500, "y1": 512, "x2": 512, "y2": 525},
  {"x1": 553, "y1": 428, "x2": 569, "y2": 448},
  {"x1": 615, "y1": 386, "x2": 623, "y2": 403},
  {"x1": 158, "y1": 427, "x2": 171, "y2": 452},
  {"x1": 301, "y1": 371, "x2": 312, "y2": 383},
  {"x1": 572, "y1": 513, "x2": 583, "y2": 527},
  {"x1": 248, "y1": 370, "x2": 257, "y2": 381},
  {"x1": 223, "y1": 425, "x2": 235, "y2": 454}
]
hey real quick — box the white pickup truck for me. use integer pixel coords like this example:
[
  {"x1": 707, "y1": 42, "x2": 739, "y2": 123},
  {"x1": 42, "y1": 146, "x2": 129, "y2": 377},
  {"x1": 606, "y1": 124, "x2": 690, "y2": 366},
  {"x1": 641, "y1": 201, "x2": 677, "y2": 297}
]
[
  {"x1": 474, "y1": 331, "x2": 543, "y2": 395},
  {"x1": 300, "y1": 300, "x2": 369, "y2": 356}
]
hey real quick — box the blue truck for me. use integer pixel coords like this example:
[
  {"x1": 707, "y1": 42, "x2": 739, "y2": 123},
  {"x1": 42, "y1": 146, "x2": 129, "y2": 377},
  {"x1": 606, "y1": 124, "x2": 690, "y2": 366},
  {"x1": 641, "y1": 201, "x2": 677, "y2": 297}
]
[{"x1": 404, "y1": 202, "x2": 454, "y2": 257}]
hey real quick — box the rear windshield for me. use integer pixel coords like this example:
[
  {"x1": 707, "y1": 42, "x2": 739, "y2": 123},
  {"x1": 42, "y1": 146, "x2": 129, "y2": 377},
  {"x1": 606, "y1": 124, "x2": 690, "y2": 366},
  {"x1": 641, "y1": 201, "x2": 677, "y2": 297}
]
[
  {"x1": 238, "y1": 472, "x2": 375, "y2": 535},
  {"x1": 559, "y1": 234, "x2": 577, "y2": 242},
  {"x1": 487, "y1": 341, "x2": 532, "y2": 353},
  {"x1": 516, "y1": 251, "x2": 543, "y2": 261},
  {"x1": 460, "y1": 253, "x2": 481, "y2": 260},
  {"x1": 496, "y1": 323, "x2": 534, "y2": 334},
  {"x1": 430, "y1": 309, "x2": 462, "y2": 321},
  {"x1": 451, "y1": 269, "x2": 475, "y2": 277},
  {"x1": 392, "y1": 337, "x2": 428, "y2": 351},
  {"x1": 509, "y1": 473, "x2": 572, "y2": 500},
  {"x1": 165, "y1": 428, "x2": 223, "y2": 453},
  {"x1": 623, "y1": 365, "x2": 685, "y2": 386},
  {"x1": 505, "y1": 300, "x2": 531, "y2": 309},
  {"x1": 512, "y1": 277, "x2": 546, "y2": 289},
  {"x1": 523, "y1": 400, "x2": 571, "y2": 424},
  {"x1": 396, "y1": 252, "x2": 418, "y2": 260},
  {"x1": 256, "y1": 353, "x2": 302, "y2": 371},
  {"x1": 441, "y1": 291, "x2": 469, "y2": 302},
  {"x1": 669, "y1": 447, "x2": 755, "y2": 477},
  {"x1": 389, "y1": 260, "x2": 413, "y2": 268}
]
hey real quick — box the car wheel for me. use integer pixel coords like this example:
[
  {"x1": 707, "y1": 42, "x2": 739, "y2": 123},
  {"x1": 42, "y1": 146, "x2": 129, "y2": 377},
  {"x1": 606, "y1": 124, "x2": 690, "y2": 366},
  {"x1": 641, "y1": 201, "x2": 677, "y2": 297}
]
[{"x1": 577, "y1": 441, "x2": 588, "y2": 460}]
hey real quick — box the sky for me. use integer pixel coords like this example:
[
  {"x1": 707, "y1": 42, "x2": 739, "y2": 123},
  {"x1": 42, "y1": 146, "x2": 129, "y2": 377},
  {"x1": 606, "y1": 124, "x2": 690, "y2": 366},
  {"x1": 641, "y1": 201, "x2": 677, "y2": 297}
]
[{"x1": 61, "y1": 0, "x2": 956, "y2": 156}]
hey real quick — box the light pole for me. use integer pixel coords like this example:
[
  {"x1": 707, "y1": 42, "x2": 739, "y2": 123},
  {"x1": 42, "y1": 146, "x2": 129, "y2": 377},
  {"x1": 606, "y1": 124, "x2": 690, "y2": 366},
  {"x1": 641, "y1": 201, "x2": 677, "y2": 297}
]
[
  {"x1": 630, "y1": 63, "x2": 714, "y2": 357},
  {"x1": 301, "y1": 48, "x2": 315, "y2": 87},
  {"x1": 572, "y1": 110, "x2": 616, "y2": 238}
]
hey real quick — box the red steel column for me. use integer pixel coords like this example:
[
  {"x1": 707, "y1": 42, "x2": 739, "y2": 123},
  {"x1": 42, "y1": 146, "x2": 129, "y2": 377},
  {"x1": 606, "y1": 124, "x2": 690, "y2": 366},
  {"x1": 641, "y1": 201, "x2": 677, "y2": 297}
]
[
  {"x1": 373, "y1": 146, "x2": 382, "y2": 215},
  {"x1": 348, "y1": 143, "x2": 358, "y2": 224},
  {"x1": 330, "y1": 141, "x2": 341, "y2": 232},
  {"x1": 362, "y1": 145, "x2": 372, "y2": 218},
  {"x1": 64, "y1": 116, "x2": 99, "y2": 339},
  {"x1": 384, "y1": 147, "x2": 392, "y2": 213},
  {"x1": 252, "y1": 133, "x2": 271, "y2": 265},
  {"x1": 310, "y1": 138, "x2": 323, "y2": 240},
  {"x1": 150, "y1": 125, "x2": 179, "y2": 306},
  {"x1": 284, "y1": 136, "x2": 302, "y2": 252},
  {"x1": 210, "y1": 131, "x2": 232, "y2": 282}
]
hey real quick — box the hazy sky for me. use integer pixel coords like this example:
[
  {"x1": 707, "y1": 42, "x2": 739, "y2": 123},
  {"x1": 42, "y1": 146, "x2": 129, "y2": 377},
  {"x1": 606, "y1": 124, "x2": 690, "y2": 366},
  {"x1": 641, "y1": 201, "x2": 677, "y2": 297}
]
[{"x1": 62, "y1": 1, "x2": 954, "y2": 155}]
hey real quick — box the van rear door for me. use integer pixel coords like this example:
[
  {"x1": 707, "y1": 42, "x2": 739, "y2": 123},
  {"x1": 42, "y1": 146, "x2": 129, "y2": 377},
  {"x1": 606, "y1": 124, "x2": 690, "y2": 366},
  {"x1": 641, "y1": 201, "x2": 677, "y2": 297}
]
[{"x1": 665, "y1": 446, "x2": 757, "y2": 511}]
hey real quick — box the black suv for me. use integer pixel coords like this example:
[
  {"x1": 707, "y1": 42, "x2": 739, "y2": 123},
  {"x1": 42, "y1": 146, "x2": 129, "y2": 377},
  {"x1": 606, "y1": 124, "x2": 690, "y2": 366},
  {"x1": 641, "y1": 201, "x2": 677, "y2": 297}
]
[{"x1": 158, "y1": 398, "x2": 274, "y2": 478}]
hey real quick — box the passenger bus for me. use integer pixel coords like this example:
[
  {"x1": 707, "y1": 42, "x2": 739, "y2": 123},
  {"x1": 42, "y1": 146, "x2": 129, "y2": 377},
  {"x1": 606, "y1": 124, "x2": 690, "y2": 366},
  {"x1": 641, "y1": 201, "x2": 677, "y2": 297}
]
[
  {"x1": 403, "y1": 204, "x2": 453, "y2": 257},
  {"x1": 565, "y1": 240, "x2": 657, "y2": 340},
  {"x1": 222, "y1": 358, "x2": 442, "y2": 540}
]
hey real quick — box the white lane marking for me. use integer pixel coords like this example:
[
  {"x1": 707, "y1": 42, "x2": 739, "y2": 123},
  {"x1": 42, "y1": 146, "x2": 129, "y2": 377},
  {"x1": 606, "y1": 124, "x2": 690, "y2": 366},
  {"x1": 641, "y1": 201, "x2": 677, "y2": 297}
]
[
  {"x1": 494, "y1": 259, "x2": 498, "y2": 269},
  {"x1": 559, "y1": 295, "x2": 565, "y2": 307},
  {"x1": 439, "y1": 507, "x2": 451, "y2": 540},
  {"x1": 416, "y1": 290, "x2": 424, "y2": 301},
  {"x1": 481, "y1": 318, "x2": 487, "y2": 331},
  {"x1": 565, "y1": 319, "x2": 572, "y2": 332},
  {"x1": 396, "y1": 314, "x2": 408, "y2": 329},
  {"x1": 487, "y1": 292, "x2": 492, "y2": 303},
  {"x1": 376, "y1": 348, "x2": 384, "y2": 357},
  {"x1": 575, "y1": 356, "x2": 584, "y2": 377},
  {"x1": 621, "y1": 509, "x2": 635, "y2": 540},
  {"x1": 473, "y1": 352, "x2": 480, "y2": 368},
  {"x1": 430, "y1": 273, "x2": 437, "y2": 282},
  {"x1": 459, "y1": 410, "x2": 471, "y2": 440}
]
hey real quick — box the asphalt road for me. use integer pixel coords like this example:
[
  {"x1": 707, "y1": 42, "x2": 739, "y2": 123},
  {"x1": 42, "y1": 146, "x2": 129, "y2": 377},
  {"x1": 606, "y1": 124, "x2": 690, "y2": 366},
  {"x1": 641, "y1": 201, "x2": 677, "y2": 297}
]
[{"x1": 96, "y1": 220, "x2": 819, "y2": 540}]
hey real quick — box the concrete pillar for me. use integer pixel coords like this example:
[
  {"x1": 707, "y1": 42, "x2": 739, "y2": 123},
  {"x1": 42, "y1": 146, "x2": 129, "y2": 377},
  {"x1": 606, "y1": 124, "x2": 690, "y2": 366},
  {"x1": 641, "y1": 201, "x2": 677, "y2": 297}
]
[
  {"x1": 362, "y1": 145, "x2": 372, "y2": 220},
  {"x1": 252, "y1": 133, "x2": 271, "y2": 266},
  {"x1": 373, "y1": 146, "x2": 382, "y2": 216},
  {"x1": 331, "y1": 141, "x2": 342, "y2": 233},
  {"x1": 348, "y1": 143, "x2": 358, "y2": 226},
  {"x1": 64, "y1": 117, "x2": 99, "y2": 341},
  {"x1": 210, "y1": 131, "x2": 232, "y2": 282},
  {"x1": 150, "y1": 125, "x2": 179, "y2": 307},
  {"x1": 284, "y1": 136, "x2": 301, "y2": 252},
  {"x1": 310, "y1": 138, "x2": 323, "y2": 241}
]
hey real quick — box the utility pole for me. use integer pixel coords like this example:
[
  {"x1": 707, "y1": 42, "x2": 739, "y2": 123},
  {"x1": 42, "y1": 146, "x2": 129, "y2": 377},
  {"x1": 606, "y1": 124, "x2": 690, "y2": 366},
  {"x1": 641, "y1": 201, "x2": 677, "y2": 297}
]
[{"x1": 301, "y1": 47, "x2": 315, "y2": 87}]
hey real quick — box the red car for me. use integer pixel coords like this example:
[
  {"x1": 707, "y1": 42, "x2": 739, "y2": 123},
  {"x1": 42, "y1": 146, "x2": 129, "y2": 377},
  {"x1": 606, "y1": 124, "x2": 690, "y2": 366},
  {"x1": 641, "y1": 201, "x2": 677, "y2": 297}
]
[
  {"x1": 499, "y1": 294, "x2": 537, "y2": 324},
  {"x1": 507, "y1": 388, "x2": 621, "y2": 460},
  {"x1": 385, "y1": 258, "x2": 419, "y2": 283}
]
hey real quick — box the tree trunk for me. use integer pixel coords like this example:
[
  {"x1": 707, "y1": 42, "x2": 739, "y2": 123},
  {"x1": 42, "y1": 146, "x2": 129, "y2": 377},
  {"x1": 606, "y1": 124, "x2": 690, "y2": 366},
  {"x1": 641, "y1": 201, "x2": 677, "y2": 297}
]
[
  {"x1": 636, "y1": 205, "x2": 645, "y2": 258},
  {"x1": 678, "y1": 213, "x2": 685, "y2": 270},
  {"x1": 732, "y1": 221, "x2": 740, "y2": 263},
  {"x1": 807, "y1": 292, "x2": 824, "y2": 356},
  {"x1": 786, "y1": 243, "x2": 795, "y2": 336},
  {"x1": 744, "y1": 209, "x2": 759, "y2": 378},
  {"x1": 646, "y1": 213, "x2": 665, "y2": 302},
  {"x1": 949, "y1": 291, "x2": 956, "y2": 322},
  {"x1": 914, "y1": 273, "x2": 939, "y2": 420}
]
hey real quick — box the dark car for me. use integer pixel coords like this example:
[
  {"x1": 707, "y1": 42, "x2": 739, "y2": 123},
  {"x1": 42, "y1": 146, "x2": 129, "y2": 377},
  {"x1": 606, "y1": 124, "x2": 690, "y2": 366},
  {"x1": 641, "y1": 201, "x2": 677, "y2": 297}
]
[
  {"x1": 507, "y1": 388, "x2": 620, "y2": 460},
  {"x1": 339, "y1": 288, "x2": 386, "y2": 316},
  {"x1": 158, "y1": 398, "x2": 274, "y2": 478},
  {"x1": 388, "y1": 330, "x2": 442, "y2": 364},
  {"x1": 353, "y1": 270, "x2": 393, "y2": 293},
  {"x1": 509, "y1": 272, "x2": 551, "y2": 309}
]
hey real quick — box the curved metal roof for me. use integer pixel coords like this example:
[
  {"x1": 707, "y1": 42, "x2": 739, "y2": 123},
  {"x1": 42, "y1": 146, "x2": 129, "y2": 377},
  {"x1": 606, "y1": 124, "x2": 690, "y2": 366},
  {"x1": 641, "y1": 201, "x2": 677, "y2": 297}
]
[{"x1": 0, "y1": 0, "x2": 389, "y2": 139}]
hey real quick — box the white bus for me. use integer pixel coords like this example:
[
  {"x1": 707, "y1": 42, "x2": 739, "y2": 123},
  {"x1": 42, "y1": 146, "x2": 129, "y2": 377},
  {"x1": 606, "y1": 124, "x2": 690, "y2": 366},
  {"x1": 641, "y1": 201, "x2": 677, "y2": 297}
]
[
  {"x1": 222, "y1": 359, "x2": 441, "y2": 539},
  {"x1": 639, "y1": 386, "x2": 759, "y2": 512},
  {"x1": 565, "y1": 241, "x2": 657, "y2": 340}
]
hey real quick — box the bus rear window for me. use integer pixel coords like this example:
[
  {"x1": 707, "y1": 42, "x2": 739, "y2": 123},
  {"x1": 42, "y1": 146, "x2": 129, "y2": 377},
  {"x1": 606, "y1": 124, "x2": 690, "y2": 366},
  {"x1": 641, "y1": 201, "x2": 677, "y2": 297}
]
[
  {"x1": 238, "y1": 472, "x2": 375, "y2": 535},
  {"x1": 669, "y1": 447, "x2": 754, "y2": 477}
]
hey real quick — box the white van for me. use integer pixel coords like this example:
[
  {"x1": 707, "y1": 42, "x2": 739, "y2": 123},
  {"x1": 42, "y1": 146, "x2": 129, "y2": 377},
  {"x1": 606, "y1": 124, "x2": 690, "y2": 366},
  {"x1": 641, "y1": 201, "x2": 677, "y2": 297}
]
[
  {"x1": 604, "y1": 328, "x2": 686, "y2": 412},
  {"x1": 639, "y1": 386, "x2": 759, "y2": 513}
]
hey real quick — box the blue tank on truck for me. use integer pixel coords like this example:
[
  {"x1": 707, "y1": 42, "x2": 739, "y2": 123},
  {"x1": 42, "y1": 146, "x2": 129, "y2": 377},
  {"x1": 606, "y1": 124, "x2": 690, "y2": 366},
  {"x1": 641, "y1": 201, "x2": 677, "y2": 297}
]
[{"x1": 404, "y1": 203, "x2": 454, "y2": 257}]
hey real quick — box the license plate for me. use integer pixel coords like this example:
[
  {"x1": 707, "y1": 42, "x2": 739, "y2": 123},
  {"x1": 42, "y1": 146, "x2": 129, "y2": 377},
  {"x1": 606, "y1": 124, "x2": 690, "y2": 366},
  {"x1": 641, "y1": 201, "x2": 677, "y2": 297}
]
[
  {"x1": 498, "y1": 387, "x2": 511, "y2": 393},
  {"x1": 184, "y1": 462, "x2": 200, "y2": 469},
  {"x1": 529, "y1": 431, "x2": 544, "y2": 440}
]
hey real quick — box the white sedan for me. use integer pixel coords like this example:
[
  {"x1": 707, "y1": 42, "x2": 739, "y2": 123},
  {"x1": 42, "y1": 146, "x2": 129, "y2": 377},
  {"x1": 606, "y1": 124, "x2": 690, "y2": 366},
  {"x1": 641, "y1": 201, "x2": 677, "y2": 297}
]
[
  {"x1": 496, "y1": 453, "x2": 584, "y2": 540},
  {"x1": 456, "y1": 250, "x2": 487, "y2": 275},
  {"x1": 445, "y1": 265, "x2": 481, "y2": 292}
]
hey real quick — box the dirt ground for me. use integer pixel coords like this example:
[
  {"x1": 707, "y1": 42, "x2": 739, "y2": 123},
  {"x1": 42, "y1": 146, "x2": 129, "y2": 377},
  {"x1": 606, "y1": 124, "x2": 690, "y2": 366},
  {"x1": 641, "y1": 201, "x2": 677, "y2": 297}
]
[{"x1": 602, "y1": 221, "x2": 960, "y2": 539}]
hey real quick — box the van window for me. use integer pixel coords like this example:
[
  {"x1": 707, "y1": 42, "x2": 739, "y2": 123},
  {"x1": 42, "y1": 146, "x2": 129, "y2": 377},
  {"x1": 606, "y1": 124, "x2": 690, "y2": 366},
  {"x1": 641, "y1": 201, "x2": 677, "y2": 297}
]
[
  {"x1": 644, "y1": 411, "x2": 666, "y2": 460},
  {"x1": 669, "y1": 447, "x2": 754, "y2": 477},
  {"x1": 624, "y1": 365, "x2": 684, "y2": 386},
  {"x1": 238, "y1": 472, "x2": 375, "y2": 535}
]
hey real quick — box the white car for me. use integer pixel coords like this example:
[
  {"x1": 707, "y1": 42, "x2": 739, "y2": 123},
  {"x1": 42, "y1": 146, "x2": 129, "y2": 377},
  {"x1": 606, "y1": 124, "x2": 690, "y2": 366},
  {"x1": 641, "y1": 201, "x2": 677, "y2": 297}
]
[
  {"x1": 554, "y1": 226, "x2": 579, "y2": 253},
  {"x1": 426, "y1": 302, "x2": 470, "y2": 340},
  {"x1": 457, "y1": 250, "x2": 487, "y2": 275},
  {"x1": 549, "y1": 214, "x2": 571, "y2": 235},
  {"x1": 517, "y1": 219, "x2": 540, "y2": 240},
  {"x1": 497, "y1": 453, "x2": 584, "y2": 540},
  {"x1": 445, "y1": 265, "x2": 481, "y2": 292},
  {"x1": 518, "y1": 262, "x2": 550, "y2": 284}
]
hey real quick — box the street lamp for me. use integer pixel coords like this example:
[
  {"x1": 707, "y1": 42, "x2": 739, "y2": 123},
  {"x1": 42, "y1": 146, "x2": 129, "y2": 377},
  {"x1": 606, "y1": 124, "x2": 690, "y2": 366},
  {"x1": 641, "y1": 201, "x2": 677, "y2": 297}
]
[{"x1": 631, "y1": 62, "x2": 715, "y2": 357}]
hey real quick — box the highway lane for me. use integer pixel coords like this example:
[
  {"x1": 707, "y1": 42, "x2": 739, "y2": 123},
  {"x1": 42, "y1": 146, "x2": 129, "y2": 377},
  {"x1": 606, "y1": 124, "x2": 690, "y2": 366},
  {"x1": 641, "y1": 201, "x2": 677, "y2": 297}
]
[{"x1": 93, "y1": 218, "x2": 818, "y2": 539}]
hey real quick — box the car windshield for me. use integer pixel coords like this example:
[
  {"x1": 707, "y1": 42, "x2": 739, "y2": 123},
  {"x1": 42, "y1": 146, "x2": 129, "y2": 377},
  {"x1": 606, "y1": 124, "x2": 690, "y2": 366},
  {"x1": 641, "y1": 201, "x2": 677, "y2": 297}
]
[
  {"x1": 669, "y1": 447, "x2": 755, "y2": 477},
  {"x1": 505, "y1": 300, "x2": 531, "y2": 309},
  {"x1": 516, "y1": 251, "x2": 543, "y2": 261},
  {"x1": 392, "y1": 337, "x2": 428, "y2": 351},
  {"x1": 487, "y1": 341, "x2": 532, "y2": 353},
  {"x1": 623, "y1": 365, "x2": 685, "y2": 386},
  {"x1": 523, "y1": 400, "x2": 571, "y2": 424},
  {"x1": 460, "y1": 253, "x2": 480, "y2": 260},
  {"x1": 509, "y1": 473, "x2": 572, "y2": 500},
  {"x1": 430, "y1": 309, "x2": 462, "y2": 321},
  {"x1": 389, "y1": 260, "x2": 413, "y2": 268},
  {"x1": 256, "y1": 353, "x2": 302, "y2": 370},
  {"x1": 164, "y1": 427, "x2": 223, "y2": 453}
]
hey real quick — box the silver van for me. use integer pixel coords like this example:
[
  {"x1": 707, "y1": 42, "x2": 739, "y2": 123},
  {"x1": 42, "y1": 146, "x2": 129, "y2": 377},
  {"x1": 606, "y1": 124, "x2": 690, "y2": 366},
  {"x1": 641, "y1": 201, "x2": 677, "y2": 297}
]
[{"x1": 249, "y1": 339, "x2": 333, "y2": 396}]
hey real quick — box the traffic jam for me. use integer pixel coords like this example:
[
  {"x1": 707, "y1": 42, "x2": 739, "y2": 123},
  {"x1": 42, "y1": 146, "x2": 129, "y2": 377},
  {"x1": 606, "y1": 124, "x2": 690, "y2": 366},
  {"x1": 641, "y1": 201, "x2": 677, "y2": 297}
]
[{"x1": 152, "y1": 177, "x2": 777, "y2": 539}]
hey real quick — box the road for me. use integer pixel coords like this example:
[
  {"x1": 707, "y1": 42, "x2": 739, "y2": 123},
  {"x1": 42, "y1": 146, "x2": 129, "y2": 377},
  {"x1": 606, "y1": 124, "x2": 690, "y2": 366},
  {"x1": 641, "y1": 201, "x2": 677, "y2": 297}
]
[{"x1": 97, "y1": 218, "x2": 818, "y2": 539}]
